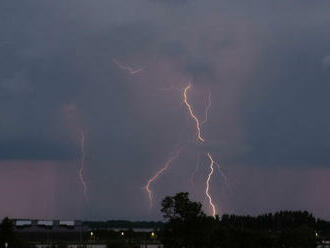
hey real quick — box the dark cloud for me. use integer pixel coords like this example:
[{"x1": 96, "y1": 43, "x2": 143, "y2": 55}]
[
  {"x1": 159, "y1": 41, "x2": 187, "y2": 58},
  {"x1": 185, "y1": 57, "x2": 216, "y2": 84},
  {"x1": 1, "y1": 0, "x2": 330, "y2": 220},
  {"x1": 236, "y1": 29, "x2": 330, "y2": 167},
  {"x1": 322, "y1": 55, "x2": 330, "y2": 69},
  {"x1": 0, "y1": 139, "x2": 76, "y2": 160},
  {"x1": 149, "y1": 0, "x2": 190, "y2": 5}
]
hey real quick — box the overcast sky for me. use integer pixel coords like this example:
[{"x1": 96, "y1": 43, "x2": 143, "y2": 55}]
[{"x1": 1, "y1": 0, "x2": 330, "y2": 221}]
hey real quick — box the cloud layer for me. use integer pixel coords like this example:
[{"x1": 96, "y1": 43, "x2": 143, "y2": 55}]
[{"x1": 1, "y1": 0, "x2": 330, "y2": 220}]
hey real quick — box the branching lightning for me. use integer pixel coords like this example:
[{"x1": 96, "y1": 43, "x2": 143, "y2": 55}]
[
  {"x1": 113, "y1": 59, "x2": 145, "y2": 74},
  {"x1": 214, "y1": 160, "x2": 229, "y2": 188},
  {"x1": 183, "y1": 83, "x2": 205, "y2": 143},
  {"x1": 144, "y1": 81, "x2": 225, "y2": 218},
  {"x1": 201, "y1": 91, "x2": 212, "y2": 127},
  {"x1": 183, "y1": 83, "x2": 220, "y2": 217},
  {"x1": 79, "y1": 129, "x2": 88, "y2": 202},
  {"x1": 145, "y1": 148, "x2": 183, "y2": 208},
  {"x1": 206, "y1": 152, "x2": 217, "y2": 217}
]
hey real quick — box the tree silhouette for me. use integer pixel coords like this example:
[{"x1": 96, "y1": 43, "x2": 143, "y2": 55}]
[
  {"x1": 0, "y1": 217, "x2": 15, "y2": 247},
  {"x1": 159, "y1": 192, "x2": 318, "y2": 248},
  {"x1": 160, "y1": 192, "x2": 216, "y2": 248}
]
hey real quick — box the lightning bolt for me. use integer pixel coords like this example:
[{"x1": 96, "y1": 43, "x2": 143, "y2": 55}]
[
  {"x1": 79, "y1": 129, "x2": 88, "y2": 202},
  {"x1": 183, "y1": 83, "x2": 220, "y2": 217},
  {"x1": 113, "y1": 59, "x2": 145, "y2": 74},
  {"x1": 191, "y1": 91, "x2": 212, "y2": 185},
  {"x1": 201, "y1": 91, "x2": 212, "y2": 127},
  {"x1": 143, "y1": 82, "x2": 223, "y2": 217},
  {"x1": 214, "y1": 159, "x2": 229, "y2": 189},
  {"x1": 183, "y1": 83, "x2": 205, "y2": 143},
  {"x1": 145, "y1": 148, "x2": 183, "y2": 208},
  {"x1": 206, "y1": 152, "x2": 217, "y2": 217}
]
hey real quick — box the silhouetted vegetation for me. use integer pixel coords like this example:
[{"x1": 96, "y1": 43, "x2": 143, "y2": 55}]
[
  {"x1": 2, "y1": 195, "x2": 330, "y2": 248},
  {"x1": 0, "y1": 217, "x2": 34, "y2": 248},
  {"x1": 159, "y1": 192, "x2": 330, "y2": 248}
]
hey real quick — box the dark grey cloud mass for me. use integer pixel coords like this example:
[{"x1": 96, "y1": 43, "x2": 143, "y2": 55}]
[{"x1": 1, "y1": 0, "x2": 330, "y2": 220}]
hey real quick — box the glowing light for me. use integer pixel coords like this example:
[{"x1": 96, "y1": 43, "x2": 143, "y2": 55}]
[
  {"x1": 79, "y1": 129, "x2": 88, "y2": 201},
  {"x1": 206, "y1": 152, "x2": 217, "y2": 217},
  {"x1": 145, "y1": 148, "x2": 183, "y2": 208},
  {"x1": 183, "y1": 83, "x2": 205, "y2": 143},
  {"x1": 214, "y1": 160, "x2": 229, "y2": 188},
  {"x1": 183, "y1": 83, "x2": 220, "y2": 217},
  {"x1": 201, "y1": 91, "x2": 212, "y2": 126},
  {"x1": 113, "y1": 58, "x2": 145, "y2": 74},
  {"x1": 144, "y1": 81, "x2": 224, "y2": 217}
]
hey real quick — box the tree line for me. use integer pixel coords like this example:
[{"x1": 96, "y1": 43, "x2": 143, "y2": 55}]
[
  {"x1": 1, "y1": 192, "x2": 330, "y2": 248},
  {"x1": 159, "y1": 192, "x2": 330, "y2": 248}
]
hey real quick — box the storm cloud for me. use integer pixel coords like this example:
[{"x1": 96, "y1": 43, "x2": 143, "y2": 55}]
[{"x1": 1, "y1": 0, "x2": 330, "y2": 220}]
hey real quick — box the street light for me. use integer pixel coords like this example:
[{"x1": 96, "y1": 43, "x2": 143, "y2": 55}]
[{"x1": 90, "y1": 231, "x2": 95, "y2": 242}]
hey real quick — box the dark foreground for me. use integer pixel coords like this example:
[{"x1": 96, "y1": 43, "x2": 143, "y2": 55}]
[{"x1": 0, "y1": 192, "x2": 330, "y2": 248}]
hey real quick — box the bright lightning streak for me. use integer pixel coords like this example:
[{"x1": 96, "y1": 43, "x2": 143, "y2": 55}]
[
  {"x1": 183, "y1": 83, "x2": 205, "y2": 143},
  {"x1": 145, "y1": 148, "x2": 183, "y2": 208},
  {"x1": 79, "y1": 129, "x2": 88, "y2": 202},
  {"x1": 206, "y1": 152, "x2": 217, "y2": 218},
  {"x1": 113, "y1": 59, "x2": 145, "y2": 74},
  {"x1": 201, "y1": 91, "x2": 212, "y2": 127},
  {"x1": 145, "y1": 82, "x2": 223, "y2": 217},
  {"x1": 183, "y1": 84, "x2": 219, "y2": 217}
]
